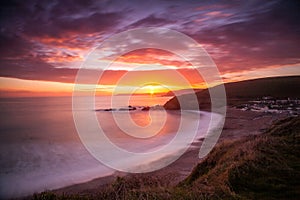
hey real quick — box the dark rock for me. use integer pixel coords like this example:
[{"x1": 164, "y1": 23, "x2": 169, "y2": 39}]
[
  {"x1": 103, "y1": 108, "x2": 116, "y2": 111},
  {"x1": 119, "y1": 107, "x2": 136, "y2": 111},
  {"x1": 141, "y1": 106, "x2": 150, "y2": 111}
]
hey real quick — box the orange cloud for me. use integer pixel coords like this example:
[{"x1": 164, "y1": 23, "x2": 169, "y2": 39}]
[
  {"x1": 28, "y1": 34, "x2": 96, "y2": 65},
  {"x1": 42, "y1": 52, "x2": 83, "y2": 63},
  {"x1": 113, "y1": 49, "x2": 191, "y2": 68},
  {"x1": 205, "y1": 11, "x2": 232, "y2": 17},
  {"x1": 98, "y1": 68, "x2": 204, "y2": 88}
]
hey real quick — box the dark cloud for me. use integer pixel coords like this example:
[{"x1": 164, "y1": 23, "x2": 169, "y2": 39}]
[
  {"x1": 0, "y1": 58, "x2": 77, "y2": 83},
  {"x1": 0, "y1": 0, "x2": 123, "y2": 53},
  {"x1": 191, "y1": 0, "x2": 300, "y2": 72},
  {"x1": 0, "y1": 0, "x2": 125, "y2": 81},
  {"x1": 22, "y1": 11, "x2": 122, "y2": 38},
  {"x1": 0, "y1": 34, "x2": 33, "y2": 59},
  {"x1": 127, "y1": 14, "x2": 174, "y2": 28},
  {"x1": 1, "y1": 1, "x2": 124, "y2": 38}
]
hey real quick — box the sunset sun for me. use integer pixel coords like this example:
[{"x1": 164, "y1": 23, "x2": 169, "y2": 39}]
[
  {"x1": 149, "y1": 85, "x2": 155, "y2": 95},
  {"x1": 141, "y1": 84, "x2": 168, "y2": 96}
]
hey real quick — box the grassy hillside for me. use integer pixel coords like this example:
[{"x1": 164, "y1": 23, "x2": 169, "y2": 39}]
[
  {"x1": 31, "y1": 116, "x2": 300, "y2": 200},
  {"x1": 164, "y1": 76, "x2": 300, "y2": 110},
  {"x1": 221, "y1": 76, "x2": 300, "y2": 99},
  {"x1": 180, "y1": 116, "x2": 300, "y2": 199}
]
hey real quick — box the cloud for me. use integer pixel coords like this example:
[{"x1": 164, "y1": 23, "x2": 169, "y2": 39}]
[
  {"x1": 0, "y1": 0, "x2": 124, "y2": 66},
  {"x1": 0, "y1": 0, "x2": 123, "y2": 37},
  {"x1": 126, "y1": 14, "x2": 174, "y2": 28},
  {"x1": 190, "y1": 0, "x2": 300, "y2": 72},
  {"x1": 0, "y1": 0, "x2": 299, "y2": 86},
  {"x1": 0, "y1": 58, "x2": 77, "y2": 83},
  {"x1": 0, "y1": 34, "x2": 33, "y2": 59}
]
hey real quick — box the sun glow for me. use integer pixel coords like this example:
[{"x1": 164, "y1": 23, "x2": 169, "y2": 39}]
[
  {"x1": 132, "y1": 84, "x2": 170, "y2": 96},
  {"x1": 149, "y1": 85, "x2": 155, "y2": 95},
  {"x1": 144, "y1": 85, "x2": 166, "y2": 96}
]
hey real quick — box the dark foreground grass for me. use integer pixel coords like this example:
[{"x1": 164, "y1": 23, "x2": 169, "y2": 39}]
[{"x1": 30, "y1": 117, "x2": 300, "y2": 200}]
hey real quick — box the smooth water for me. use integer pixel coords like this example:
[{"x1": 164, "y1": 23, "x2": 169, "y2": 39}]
[{"x1": 0, "y1": 96, "x2": 216, "y2": 198}]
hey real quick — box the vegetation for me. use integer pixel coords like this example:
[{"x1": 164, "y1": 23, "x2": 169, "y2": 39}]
[
  {"x1": 164, "y1": 76, "x2": 300, "y2": 110},
  {"x1": 30, "y1": 117, "x2": 300, "y2": 200},
  {"x1": 181, "y1": 116, "x2": 300, "y2": 199}
]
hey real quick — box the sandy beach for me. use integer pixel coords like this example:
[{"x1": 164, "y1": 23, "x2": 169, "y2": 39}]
[{"x1": 47, "y1": 107, "x2": 288, "y2": 197}]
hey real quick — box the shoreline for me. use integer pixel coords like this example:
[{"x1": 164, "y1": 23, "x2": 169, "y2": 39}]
[{"x1": 41, "y1": 107, "x2": 289, "y2": 198}]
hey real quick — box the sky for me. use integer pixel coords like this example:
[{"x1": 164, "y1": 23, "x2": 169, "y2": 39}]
[{"x1": 0, "y1": 0, "x2": 299, "y2": 96}]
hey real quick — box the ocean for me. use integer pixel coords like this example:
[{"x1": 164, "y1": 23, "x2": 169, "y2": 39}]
[{"x1": 0, "y1": 96, "x2": 218, "y2": 199}]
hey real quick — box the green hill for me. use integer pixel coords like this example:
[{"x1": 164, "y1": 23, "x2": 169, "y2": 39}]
[{"x1": 164, "y1": 76, "x2": 300, "y2": 110}]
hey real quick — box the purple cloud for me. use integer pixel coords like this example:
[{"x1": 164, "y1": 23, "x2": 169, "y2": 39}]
[{"x1": 0, "y1": 0, "x2": 299, "y2": 83}]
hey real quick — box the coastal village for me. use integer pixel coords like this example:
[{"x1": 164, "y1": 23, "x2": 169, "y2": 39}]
[{"x1": 236, "y1": 96, "x2": 300, "y2": 116}]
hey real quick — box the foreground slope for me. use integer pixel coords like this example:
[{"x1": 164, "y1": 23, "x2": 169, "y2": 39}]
[{"x1": 181, "y1": 116, "x2": 300, "y2": 199}]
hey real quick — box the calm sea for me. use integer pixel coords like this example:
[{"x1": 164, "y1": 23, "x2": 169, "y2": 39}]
[{"x1": 0, "y1": 96, "x2": 215, "y2": 199}]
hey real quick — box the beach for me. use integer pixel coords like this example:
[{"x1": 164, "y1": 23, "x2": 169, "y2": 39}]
[{"x1": 49, "y1": 107, "x2": 289, "y2": 197}]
